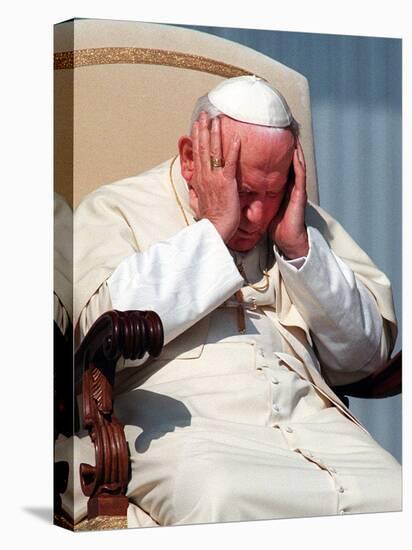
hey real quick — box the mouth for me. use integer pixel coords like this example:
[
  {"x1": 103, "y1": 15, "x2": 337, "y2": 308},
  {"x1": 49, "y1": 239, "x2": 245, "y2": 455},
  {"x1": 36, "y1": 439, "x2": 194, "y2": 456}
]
[{"x1": 237, "y1": 228, "x2": 260, "y2": 238}]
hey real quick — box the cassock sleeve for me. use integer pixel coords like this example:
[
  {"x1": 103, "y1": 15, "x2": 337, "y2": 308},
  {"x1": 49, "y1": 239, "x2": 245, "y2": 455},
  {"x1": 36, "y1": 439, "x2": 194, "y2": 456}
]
[
  {"x1": 77, "y1": 219, "x2": 244, "y2": 366},
  {"x1": 274, "y1": 226, "x2": 392, "y2": 385}
]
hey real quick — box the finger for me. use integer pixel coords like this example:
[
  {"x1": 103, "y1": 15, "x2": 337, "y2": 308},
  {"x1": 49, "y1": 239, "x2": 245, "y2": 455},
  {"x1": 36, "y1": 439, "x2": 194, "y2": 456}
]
[
  {"x1": 210, "y1": 117, "x2": 222, "y2": 163},
  {"x1": 198, "y1": 111, "x2": 211, "y2": 172},
  {"x1": 289, "y1": 149, "x2": 307, "y2": 208},
  {"x1": 191, "y1": 121, "x2": 202, "y2": 181},
  {"x1": 222, "y1": 134, "x2": 240, "y2": 179},
  {"x1": 295, "y1": 138, "x2": 306, "y2": 169},
  {"x1": 292, "y1": 148, "x2": 306, "y2": 189}
]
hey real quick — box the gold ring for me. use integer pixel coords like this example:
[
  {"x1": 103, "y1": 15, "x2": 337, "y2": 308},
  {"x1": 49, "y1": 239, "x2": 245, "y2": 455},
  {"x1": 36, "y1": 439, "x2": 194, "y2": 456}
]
[{"x1": 210, "y1": 157, "x2": 224, "y2": 169}]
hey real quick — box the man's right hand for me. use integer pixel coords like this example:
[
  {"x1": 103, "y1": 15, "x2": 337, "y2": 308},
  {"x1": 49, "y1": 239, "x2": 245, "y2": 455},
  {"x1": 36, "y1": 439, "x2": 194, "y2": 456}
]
[{"x1": 188, "y1": 112, "x2": 241, "y2": 243}]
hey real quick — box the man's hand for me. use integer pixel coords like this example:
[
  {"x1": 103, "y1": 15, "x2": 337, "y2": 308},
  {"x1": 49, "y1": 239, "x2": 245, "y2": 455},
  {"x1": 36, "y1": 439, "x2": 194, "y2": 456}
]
[
  {"x1": 270, "y1": 139, "x2": 309, "y2": 259},
  {"x1": 188, "y1": 112, "x2": 241, "y2": 243}
]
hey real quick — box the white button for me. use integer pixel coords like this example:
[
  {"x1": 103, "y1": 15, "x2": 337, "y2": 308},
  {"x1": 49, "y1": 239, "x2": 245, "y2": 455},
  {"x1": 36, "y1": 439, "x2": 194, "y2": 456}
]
[
  {"x1": 272, "y1": 404, "x2": 280, "y2": 413},
  {"x1": 285, "y1": 426, "x2": 293, "y2": 433},
  {"x1": 256, "y1": 366, "x2": 263, "y2": 372},
  {"x1": 338, "y1": 486, "x2": 345, "y2": 493},
  {"x1": 271, "y1": 377, "x2": 279, "y2": 384},
  {"x1": 339, "y1": 509, "x2": 345, "y2": 515}
]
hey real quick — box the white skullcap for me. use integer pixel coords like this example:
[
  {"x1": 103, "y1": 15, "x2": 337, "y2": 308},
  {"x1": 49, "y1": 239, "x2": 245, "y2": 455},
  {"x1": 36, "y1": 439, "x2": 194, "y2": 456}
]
[{"x1": 208, "y1": 75, "x2": 293, "y2": 128}]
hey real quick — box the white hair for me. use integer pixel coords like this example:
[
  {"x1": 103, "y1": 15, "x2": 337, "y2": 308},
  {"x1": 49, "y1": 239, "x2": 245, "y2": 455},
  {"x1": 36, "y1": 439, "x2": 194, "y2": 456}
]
[{"x1": 189, "y1": 94, "x2": 300, "y2": 138}]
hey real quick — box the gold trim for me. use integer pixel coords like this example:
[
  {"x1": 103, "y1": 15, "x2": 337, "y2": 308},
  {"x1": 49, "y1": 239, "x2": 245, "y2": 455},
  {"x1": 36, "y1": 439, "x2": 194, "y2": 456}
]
[
  {"x1": 54, "y1": 47, "x2": 254, "y2": 78},
  {"x1": 75, "y1": 515, "x2": 128, "y2": 531}
]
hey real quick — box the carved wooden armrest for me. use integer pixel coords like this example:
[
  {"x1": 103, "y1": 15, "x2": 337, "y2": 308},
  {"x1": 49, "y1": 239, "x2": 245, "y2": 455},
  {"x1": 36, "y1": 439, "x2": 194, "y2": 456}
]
[
  {"x1": 75, "y1": 310, "x2": 163, "y2": 521},
  {"x1": 332, "y1": 351, "x2": 402, "y2": 405}
]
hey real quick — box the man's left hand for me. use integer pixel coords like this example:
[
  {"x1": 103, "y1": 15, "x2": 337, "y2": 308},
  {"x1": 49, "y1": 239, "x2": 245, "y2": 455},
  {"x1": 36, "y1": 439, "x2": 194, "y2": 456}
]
[{"x1": 270, "y1": 139, "x2": 309, "y2": 260}]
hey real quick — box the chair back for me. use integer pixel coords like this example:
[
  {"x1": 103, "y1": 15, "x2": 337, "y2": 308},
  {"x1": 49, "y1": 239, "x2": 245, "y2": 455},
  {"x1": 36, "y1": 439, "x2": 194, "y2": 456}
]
[{"x1": 54, "y1": 19, "x2": 319, "y2": 208}]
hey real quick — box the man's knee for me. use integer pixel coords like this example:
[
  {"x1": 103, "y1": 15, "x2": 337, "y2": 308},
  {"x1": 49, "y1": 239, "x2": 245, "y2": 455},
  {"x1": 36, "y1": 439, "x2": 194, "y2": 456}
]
[{"x1": 170, "y1": 449, "x2": 246, "y2": 525}]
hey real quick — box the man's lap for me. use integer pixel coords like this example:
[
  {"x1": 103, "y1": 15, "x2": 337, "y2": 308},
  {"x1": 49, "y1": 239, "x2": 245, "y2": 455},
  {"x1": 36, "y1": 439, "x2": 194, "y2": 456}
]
[
  {"x1": 57, "y1": 406, "x2": 401, "y2": 526},
  {"x1": 124, "y1": 410, "x2": 401, "y2": 525}
]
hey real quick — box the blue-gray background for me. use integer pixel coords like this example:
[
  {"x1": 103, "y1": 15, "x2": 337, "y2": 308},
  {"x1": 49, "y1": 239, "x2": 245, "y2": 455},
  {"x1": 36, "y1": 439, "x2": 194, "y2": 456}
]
[{"x1": 182, "y1": 24, "x2": 402, "y2": 463}]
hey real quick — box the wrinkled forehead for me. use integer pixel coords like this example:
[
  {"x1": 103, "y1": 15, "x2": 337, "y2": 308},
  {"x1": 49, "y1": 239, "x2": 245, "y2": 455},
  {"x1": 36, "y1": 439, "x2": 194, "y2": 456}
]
[{"x1": 220, "y1": 116, "x2": 295, "y2": 161}]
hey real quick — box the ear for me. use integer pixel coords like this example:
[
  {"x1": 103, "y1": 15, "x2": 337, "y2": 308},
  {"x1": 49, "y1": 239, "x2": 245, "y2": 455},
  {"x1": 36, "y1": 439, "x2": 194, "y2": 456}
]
[{"x1": 178, "y1": 136, "x2": 194, "y2": 182}]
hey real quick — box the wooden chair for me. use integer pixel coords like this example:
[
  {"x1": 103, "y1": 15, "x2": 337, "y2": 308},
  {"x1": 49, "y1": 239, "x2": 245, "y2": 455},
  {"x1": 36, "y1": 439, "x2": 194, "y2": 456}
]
[
  {"x1": 54, "y1": 19, "x2": 401, "y2": 529},
  {"x1": 75, "y1": 311, "x2": 163, "y2": 524},
  {"x1": 332, "y1": 351, "x2": 401, "y2": 406}
]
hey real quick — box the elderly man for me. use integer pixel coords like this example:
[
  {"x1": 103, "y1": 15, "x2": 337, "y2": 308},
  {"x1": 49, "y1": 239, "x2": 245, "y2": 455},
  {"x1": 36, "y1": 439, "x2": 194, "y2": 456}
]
[{"x1": 71, "y1": 76, "x2": 401, "y2": 526}]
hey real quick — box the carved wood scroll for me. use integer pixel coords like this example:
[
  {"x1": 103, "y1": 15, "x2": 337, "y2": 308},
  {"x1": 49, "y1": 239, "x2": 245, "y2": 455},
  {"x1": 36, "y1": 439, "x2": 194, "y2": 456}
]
[{"x1": 75, "y1": 310, "x2": 164, "y2": 520}]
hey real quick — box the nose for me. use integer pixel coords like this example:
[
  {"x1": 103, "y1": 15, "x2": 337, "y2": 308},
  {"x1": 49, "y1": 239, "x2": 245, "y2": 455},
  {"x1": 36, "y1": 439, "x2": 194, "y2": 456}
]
[{"x1": 244, "y1": 199, "x2": 264, "y2": 225}]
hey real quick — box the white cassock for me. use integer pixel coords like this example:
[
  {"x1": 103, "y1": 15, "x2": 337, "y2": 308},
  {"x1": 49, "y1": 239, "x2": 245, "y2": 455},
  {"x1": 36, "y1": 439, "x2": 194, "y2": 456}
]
[{"x1": 63, "y1": 158, "x2": 401, "y2": 527}]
